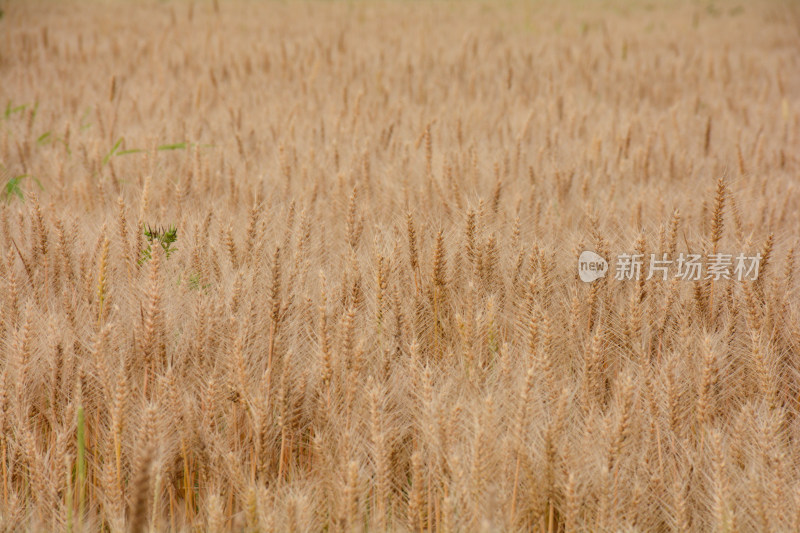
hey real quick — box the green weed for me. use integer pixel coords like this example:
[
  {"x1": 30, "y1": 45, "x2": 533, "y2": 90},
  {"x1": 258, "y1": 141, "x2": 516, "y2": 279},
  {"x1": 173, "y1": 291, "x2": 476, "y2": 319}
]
[{"x1": 139, "y1": 224, "x2": 178, "y2": 264}]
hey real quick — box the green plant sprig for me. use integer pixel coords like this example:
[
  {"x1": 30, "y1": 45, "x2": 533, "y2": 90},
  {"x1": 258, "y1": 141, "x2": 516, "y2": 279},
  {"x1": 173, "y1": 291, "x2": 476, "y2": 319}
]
[{"x1": 139, "y1": 224, "x2": 178, "y2": 265}]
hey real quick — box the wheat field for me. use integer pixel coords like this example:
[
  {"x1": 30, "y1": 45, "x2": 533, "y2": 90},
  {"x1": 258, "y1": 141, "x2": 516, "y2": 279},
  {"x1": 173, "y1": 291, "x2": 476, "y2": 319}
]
[{"x1": 1, "y1": 0, "x2": 800, "y2": 531}]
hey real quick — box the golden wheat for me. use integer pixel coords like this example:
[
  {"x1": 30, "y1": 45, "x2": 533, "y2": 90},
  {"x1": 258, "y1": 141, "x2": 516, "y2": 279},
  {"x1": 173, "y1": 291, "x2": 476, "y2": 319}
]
[{"x1": 0, "y1": 0, "x2": 799, "y2": 531}]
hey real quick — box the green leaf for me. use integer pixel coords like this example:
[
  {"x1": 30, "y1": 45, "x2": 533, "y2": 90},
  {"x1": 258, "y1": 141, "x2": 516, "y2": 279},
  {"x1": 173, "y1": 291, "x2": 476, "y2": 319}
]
[
  {"x1": 102, "y1": 137, "x2": 124, "y2": 165},
  {"x1": 157, "y1": 142, "x2": 187, "y2": 151},
  {"x1": 3, "y1": 174, "x2": 28, "y2": 203},
  {"x1": 4, "y1": 102, "x2": 27, "y2": 120},
  {"x1": 116, "y1": 148, "x2": 145, "y2": 156},
  {"x1": 79, "y1": 107, "x2": 93, "y2": 130},
  {"x1": 9, "y1": 183, "x2": 23, "y2": 200},
  {"x1": 56, "y1": 137, "x2": 72, "y2": 156},
  {"x1": 36, "y1": 131, "x2": 52, "y2": 145},
  {"x1": 138, "y1": 244, "x2": 153, "y2": 265}
]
